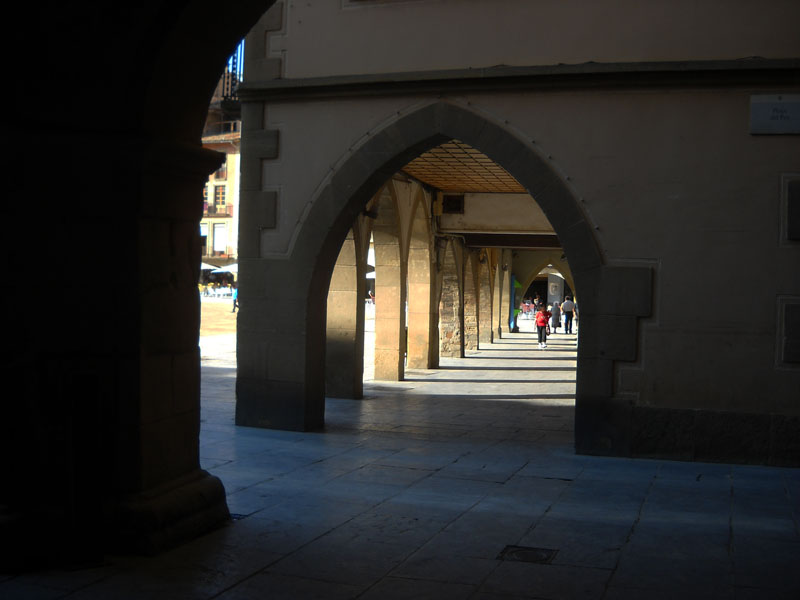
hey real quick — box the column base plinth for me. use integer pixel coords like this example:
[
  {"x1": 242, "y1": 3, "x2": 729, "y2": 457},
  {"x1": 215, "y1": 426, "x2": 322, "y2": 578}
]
[{"x1": 112, "y1": 469, "x2": 230, "y2": 555}]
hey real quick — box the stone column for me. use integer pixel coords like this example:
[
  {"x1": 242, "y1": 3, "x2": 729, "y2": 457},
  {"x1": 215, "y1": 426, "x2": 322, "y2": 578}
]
[
  {"x1": 235, "y1": 38, "x2": 329, "y2": 430},
  {"x1": 492, "y1": 249, "x2": 505, "y2": 339},
  {"x1": 373, "y1": 191, "x2": 406, "y2": 381},
  {"x1": 5, "y1": 0, "x2": 297, "y2": 565},
  {"x1": 499, "y1": 249, "x2": 513, "y2": 335},
  {"x1": 406, "y1": 191, "x2": 436, "y2": 369},
  {"x1": 463, "y1": 250, "x2": 480, "y2": 351},
  {"x1": 326, "y1": 227, "x2": 366, "y2": 398},
  {"x1": 236, "y1": 255, "x2": 325, "y2": 431},
  {"x1": 6, "y1": 135, "x2": 231, "y2": 563},
  {"x1": 430, "y1": 264, "x2": 444, "y2": 369},
  {"x1": 115, "y1": 143, "x2": 231, "y2": 553},
  {"x1": 439, "y1": 239, "x2": 464, "y2": 358},
  {"x1": 478, "y1": 253, "x2": 493, "y2": 347}
]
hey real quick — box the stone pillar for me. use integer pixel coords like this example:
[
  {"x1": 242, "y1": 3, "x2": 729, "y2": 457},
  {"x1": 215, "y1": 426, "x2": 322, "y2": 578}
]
[
  {"x1": 235, "y1": 28, "x2": 330, "y2": 431},
  {"x1": 236, "y1": 256, "x2": 325, "y2": 431},
  {"x1": 5, "y1": 135, "x2": 231, "y2": 566},
  {"x1": 463, "y1": 250, "x2": 480, "y2": 351},
  {"x1": 373, "y1": 190, "x2": 406, "y2": 380},
  {"x1": 439, "y1": 239, "x2": 464, "y2": 358},
  {"x1": 326, "y1": 227, "x2": 366, "y2": 398},
  {"x1": 407, "y1": 191, "x2": 436, "y2": 369},
  {"x1": 492, "y1": 249, "x2": 505, "y2": 339},
  {"x1": 499, "y1": 249, "x2": 513, "y2": 335},
  {"x1": 478, "y1": 253, "x2": 493, "y2": 347},
  {"x1": 430, "y1": 264, "x2": 443, "y2": 369},
  {"x1": 115, "y1": 144, "x2": 230, "y2": 553}
]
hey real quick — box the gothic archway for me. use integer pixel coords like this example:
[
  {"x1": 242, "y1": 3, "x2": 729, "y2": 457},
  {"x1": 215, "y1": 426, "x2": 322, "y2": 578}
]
[{"x1": 237, "y1": 100, "x2": 652, "y2": 457}]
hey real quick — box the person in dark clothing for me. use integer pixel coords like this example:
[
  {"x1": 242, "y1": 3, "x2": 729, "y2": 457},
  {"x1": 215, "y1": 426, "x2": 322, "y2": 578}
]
[
  {"x1": 550, "y1": 299, "x2": 561, "y2": 334},
  {"x1": 561, "y1": 295, "x2": 576, "y2": 334}
]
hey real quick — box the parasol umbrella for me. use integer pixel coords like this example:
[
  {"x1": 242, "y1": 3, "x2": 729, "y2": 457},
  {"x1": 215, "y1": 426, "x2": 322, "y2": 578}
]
[
  {"x1": 200, "y1": 262, "x2": 218, "y2": 270},
  {"x1": 211, "y1": 263, "x2": 238, "y2": 274}
]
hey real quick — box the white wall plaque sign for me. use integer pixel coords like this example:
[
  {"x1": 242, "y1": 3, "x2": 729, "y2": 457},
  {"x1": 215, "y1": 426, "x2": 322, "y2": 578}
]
[{"x1": 750, "y1": 94, "x2": 800, "y2": 134}]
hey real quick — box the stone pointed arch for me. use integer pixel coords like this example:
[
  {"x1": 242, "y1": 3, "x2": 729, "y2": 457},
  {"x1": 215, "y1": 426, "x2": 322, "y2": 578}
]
[
  {"x1": 516, "y1": 250, "x2": 577, "y2": 302},
  {"x1": 288, "y1": 100, "x2": 604, "y2": 343},
  {"x1": 237, "y1": 101, "x2": 652, "y2": 458}
]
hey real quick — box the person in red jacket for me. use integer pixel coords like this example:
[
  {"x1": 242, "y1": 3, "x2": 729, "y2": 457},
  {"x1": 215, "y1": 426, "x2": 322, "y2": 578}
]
[{"x1": 535, "y1": 304, "x2": 552, "y2": 349}]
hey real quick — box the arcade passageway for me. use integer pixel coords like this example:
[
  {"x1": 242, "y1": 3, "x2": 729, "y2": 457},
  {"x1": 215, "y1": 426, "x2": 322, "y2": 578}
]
[{"x1": 319, "y1": 138, "x2": 576, "y2": 408}]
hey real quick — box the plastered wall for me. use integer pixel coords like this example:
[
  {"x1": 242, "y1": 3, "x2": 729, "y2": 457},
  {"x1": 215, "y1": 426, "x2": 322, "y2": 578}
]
[{"x1": 258, "y1": 0, "x2": 800, "y2": 80}]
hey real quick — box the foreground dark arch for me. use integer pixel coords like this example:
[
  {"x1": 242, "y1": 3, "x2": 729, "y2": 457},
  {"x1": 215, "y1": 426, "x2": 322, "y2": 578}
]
[
  {"x1": 236, "y1": 101, "x2": 653, "y2": 457},
  {"x1": 8, "y1": 1, "x2": 281, "y2": 568}
]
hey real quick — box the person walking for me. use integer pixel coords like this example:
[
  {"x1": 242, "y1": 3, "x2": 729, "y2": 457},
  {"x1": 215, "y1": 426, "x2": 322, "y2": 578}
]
[
  {"x1": 535, "y1": 303, "x2": 552, "y2": 349},
  {"x1": 561, "y1": 296, "x2": 576, "y2": 334},
  {"x1": 550, "y1": 299, "x2": 561, "y2": 334},
  {"x1": 231, "y1": 285, "x2": 239, "y2": 313}
]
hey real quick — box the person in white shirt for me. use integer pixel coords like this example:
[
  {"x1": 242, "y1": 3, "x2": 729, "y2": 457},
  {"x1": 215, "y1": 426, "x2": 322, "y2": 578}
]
[{"x1": 561, "y1": 296, "x2": 576, "y2": 334}]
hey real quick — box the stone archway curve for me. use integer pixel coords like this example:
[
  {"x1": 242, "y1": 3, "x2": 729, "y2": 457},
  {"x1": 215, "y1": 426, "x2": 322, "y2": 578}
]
[
  {"x1": 301, "y1": 101, "x2": 603, "y2": 320},
  {"x1": 141, "y1": 1, "x2": 278, "y2": 141},
  {"x1": 517, "y1": 252, "x2": 577, "y2": 301},
  {"x1": 296, "y1": 101, "x2": 600, "y2": 374},
  {"x1": 242, "y1": 100, "x2": 653, "y2": 457}
]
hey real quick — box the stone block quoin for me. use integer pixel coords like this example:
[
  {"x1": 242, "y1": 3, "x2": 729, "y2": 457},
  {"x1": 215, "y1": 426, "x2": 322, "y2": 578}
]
[
  {"x1": 240, "y1": 2, "x2": 284, "y2": 257},
  {"x1": 239, "y1": 114, "x2": 280, "y2": 258}
]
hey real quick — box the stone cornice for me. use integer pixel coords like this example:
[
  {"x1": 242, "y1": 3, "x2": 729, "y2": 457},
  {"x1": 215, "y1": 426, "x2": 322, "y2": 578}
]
[{"x1": 238, "y1": 59, "x2": 800, "y2": 102}]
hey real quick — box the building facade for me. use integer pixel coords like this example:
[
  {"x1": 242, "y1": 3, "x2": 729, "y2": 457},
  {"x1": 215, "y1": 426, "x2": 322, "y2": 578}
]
[
  {"x1": 200, "y1": 137, "x2": 239, "y2": 262},
  {"x1": 200, "y1": 48, "x2": 243, "y2": 264},
  {"x1": 236, "y1": 0, "x2": 800, "y2": 463}
]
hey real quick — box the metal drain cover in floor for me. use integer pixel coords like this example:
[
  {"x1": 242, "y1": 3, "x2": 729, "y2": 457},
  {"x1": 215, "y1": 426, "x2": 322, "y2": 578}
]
[{"x1": 497, "y1": 545, "x2": 558, "y2": 564}]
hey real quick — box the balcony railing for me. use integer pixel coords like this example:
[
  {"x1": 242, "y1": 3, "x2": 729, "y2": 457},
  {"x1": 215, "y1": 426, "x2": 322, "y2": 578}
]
[
  {"x1": 205, "y1": 204, "x2": 234, "y2": 217},
  {"x1": 213, "y1": 41, "x2": 244, "y2": 102},
  {"x1": 221, "y1": 70, "x2": 239, "y2": 101},
  {"x1": 203, "y1": 120, "x2": 240, "y2": 137}
]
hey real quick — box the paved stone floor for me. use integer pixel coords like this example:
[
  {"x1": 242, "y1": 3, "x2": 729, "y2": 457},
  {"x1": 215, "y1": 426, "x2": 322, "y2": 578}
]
[{"x1": 2, "y1": 312, "x2": 799, "y2": 599}]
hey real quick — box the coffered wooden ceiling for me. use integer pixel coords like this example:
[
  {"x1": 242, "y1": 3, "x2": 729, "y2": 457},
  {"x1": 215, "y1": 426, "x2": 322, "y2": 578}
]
[
  {"x1": 401, "y1": 140, "x2": 527, "y2": 193},
  {"x1": 399, "y1": 139, "x2": 561, "y2": 249}
]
